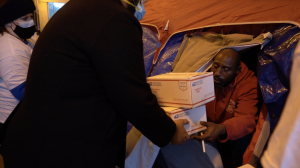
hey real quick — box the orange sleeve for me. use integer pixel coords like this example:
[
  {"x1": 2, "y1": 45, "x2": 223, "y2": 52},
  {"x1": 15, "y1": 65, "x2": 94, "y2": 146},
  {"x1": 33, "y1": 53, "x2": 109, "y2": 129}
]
[{"x1": 219, "y1": 77, "x2": 258, "y2": 143}]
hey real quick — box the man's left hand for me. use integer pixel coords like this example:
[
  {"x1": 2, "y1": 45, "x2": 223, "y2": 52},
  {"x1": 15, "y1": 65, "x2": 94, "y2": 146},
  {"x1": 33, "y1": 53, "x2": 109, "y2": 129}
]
[{"x1": 191, "y1": 121, "x2": 226, "y2": 142}]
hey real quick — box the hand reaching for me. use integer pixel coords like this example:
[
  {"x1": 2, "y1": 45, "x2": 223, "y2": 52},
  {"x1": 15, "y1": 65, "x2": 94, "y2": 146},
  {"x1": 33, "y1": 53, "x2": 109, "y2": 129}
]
[
  {"x1": 170, "y1": 119, "x2": 190, "y2": 145},
  {"x1": 191, "y1": 121, "x2": 226, "y2": 142}
]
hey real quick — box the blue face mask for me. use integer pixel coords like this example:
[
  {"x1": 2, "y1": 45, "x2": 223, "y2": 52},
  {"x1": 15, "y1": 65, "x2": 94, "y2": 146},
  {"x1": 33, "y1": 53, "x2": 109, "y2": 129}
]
[
  {"x1": 134, "y1": 2, "x2": 146, "y2": 21},
  {"x1": 123, "y1": 0, "x2": 146, "y2": 21}
]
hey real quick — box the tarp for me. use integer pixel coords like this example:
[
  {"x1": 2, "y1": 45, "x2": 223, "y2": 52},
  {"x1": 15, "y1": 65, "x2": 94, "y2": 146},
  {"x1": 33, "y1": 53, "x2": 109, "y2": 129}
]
[
  {"x1": 151, "y1": 32, "x2": 184, "y2": 76},
  {"x1": 261, "y1": 40, "x2": 300, "y2": 168},
  {"x1": 142, "y1": 26, "x2": 159, "y2": 76},
  {"x1": 257, "y1": 24, "x2": 300, "y2": 133},
  {"x1": 141, "y1": 0, "x2": 300, "y2": 63}
]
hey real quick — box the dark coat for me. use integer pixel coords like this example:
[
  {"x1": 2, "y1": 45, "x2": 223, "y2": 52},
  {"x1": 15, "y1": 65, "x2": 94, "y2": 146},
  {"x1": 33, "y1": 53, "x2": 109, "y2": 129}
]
[{"x1": 2, "y1": 0, "x2": 176, "y2": 167}]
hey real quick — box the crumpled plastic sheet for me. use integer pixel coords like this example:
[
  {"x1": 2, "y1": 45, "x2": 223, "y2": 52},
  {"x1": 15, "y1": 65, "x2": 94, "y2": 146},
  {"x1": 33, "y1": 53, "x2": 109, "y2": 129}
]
[
  {"x1": 142, "y1": 26, "x2": 159, "y2": 76},
  {"x1": 258, "y1": 24, "x2": 300, "y2": 133},
  {"x1": 151, "y1": 33, "x2": 185, "y2": 76}
]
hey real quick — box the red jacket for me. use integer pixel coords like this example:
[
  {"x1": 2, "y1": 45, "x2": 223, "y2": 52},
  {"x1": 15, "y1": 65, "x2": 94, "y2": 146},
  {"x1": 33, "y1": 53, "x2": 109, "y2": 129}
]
[{"x1": 206, "y1": 62, "x2": 259, "y2": 142}]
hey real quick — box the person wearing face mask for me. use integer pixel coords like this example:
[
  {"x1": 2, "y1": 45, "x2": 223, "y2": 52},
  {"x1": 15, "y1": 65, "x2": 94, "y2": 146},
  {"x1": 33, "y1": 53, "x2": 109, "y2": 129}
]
[
  {"x1": 0, "y1": 0, "x2": 36, "y2": 129},
  {"x1": 1, "y1": 0, "x2": 189, "y2": 168}
]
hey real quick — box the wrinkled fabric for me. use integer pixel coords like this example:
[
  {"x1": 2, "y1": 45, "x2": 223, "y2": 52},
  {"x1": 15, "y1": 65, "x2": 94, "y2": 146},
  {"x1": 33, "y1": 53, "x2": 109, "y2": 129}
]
[
  {"x1": 140, "y1": 0, "x2": 300, "y2": 60},
  {"x1": 257, "y1": 24, "x2": 300, "y2": 133},
  {"x1": 172, "y1": 33, "x2": 254, "y2": 72},
  {"x1": 125, "y1": 127, "x2": 223, "y2": 168},
  {"x1": 142, "y1": 26, "x2": 159, "y2": 76},
  {"x1": 160, "y1": 140, "x2": 219, "y2": 168},
  {"x1": 242, "y1": 103, "x2": 269, "y2": 165},
  {"x1": 151, "y1": 32, "x2": 185, "y2": 76},
  {"x1": 0, "y1": 33, "x2": 33, "y2": 123},
  {"x1": 125, "y1": 127, "x2": 160, "y2": 168}
]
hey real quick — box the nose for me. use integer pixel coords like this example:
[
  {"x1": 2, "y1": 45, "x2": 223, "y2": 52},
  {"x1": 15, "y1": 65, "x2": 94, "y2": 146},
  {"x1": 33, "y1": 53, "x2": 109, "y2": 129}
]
[{"x1": 214, "y1": 67, "x2": 222, "y2": 76}]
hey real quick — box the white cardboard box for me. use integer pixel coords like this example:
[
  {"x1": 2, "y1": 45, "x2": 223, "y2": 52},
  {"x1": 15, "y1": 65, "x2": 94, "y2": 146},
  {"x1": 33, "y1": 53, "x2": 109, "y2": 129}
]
[
  {"x1": 147, "y1": 72, "x2": 215, "y2": 108},
  {"x1": 162, "y1": 105, "x2": 207, "y2": 135}
]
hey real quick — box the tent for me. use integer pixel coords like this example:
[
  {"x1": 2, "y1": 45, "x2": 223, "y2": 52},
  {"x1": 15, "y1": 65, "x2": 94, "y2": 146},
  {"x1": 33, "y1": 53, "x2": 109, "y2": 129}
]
[
  {"x1": 127, "y1": 0, "x2": 300, "y2": 167},
  {"x1": 141, "y1": 0, "x2": 300, "y2": 52}
]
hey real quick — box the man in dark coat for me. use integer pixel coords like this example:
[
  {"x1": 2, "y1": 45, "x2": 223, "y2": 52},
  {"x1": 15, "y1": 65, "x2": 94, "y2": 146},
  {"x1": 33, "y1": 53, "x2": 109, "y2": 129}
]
[{"x1": 1, "y1": 0, "x2": 189, "y2": 167}]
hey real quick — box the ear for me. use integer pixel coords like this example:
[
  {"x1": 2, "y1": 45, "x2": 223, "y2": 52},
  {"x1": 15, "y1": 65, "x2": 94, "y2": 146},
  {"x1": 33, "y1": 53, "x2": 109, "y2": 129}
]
[{"x1": 236, "y1": 66, "x2": 241, "y2": 75}]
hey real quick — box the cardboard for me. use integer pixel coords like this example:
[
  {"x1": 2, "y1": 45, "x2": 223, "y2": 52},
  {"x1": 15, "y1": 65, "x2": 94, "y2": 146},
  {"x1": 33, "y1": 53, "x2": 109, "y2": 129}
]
[
  {"x1": 148, "y1": 72, "x2": 215, "y2": 108},
  {"x1": 162, "y1": 105, "x2": 207, "y2": 135}
]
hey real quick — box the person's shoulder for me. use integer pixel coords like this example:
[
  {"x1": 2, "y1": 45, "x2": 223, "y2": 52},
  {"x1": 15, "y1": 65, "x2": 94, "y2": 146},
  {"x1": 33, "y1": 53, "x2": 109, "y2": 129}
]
[
  {"x1": 96, "y1": 0, "x2": 139, "y2": 25},
  {"x1": 0, "y1": 33, "x2": 29, "y2": 59},
  {"x1": 55, "y1": 0, "x2": 139, "y2": 30},
  {"x1": 66, "y1": 0, "x2": 134, "y2": 19},
  {"x1": 0, "y1": 33, "x2": 15, "y2": 56},
  {"x1": 0, "y1": 33, "x2": 23, "y2": 45},
  {"x1": 0, "y1": 32, "x2": 11, "y2": 43},
  {"x1": 235, "y1": 73, "x2": 258, "y2": 97},
  {"x1": 234, "y1": 63, "x2": 258, "y2": 92}
]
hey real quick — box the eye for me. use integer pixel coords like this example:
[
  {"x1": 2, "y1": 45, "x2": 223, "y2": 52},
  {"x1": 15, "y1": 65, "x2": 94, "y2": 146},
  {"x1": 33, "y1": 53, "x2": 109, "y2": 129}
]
[
  {"x1": 213, "y1": 64, "x2": 219, "y2": 68},
  {"x1": 224, "y1": 67, "x2": 229, "y2": 71}
]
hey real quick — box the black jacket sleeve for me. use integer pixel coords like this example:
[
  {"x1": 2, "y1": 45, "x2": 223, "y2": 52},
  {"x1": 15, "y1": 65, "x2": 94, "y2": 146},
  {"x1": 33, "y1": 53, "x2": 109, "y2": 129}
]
[{"x1": 90, "y1": 12, "x2": 176, "y2": 147}]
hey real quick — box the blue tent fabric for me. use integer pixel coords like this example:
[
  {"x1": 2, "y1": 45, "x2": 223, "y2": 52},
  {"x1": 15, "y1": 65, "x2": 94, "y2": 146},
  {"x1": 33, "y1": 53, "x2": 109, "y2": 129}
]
[
  {"x1": 257, "y1": 24, "x2": 300, "y2": 133},
  {"x1": 151, "y1": 33, "x2": 185, "y2": 76},
  {"x1": 142, "y1": 26, "x2": 159, "y2": 76}
]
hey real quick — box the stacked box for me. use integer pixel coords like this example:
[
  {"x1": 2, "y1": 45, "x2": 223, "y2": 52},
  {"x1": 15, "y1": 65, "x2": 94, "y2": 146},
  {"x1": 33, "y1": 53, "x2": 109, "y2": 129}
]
[
  {"x1": 148, "y1": 72, "x2": 215, "y2": 134},
  {"x1": 147, "y1": 72, "x2": 215, "y2": 108},
  {"x1": 163, "y1": 106, "x2": 207, "y2": 135}
]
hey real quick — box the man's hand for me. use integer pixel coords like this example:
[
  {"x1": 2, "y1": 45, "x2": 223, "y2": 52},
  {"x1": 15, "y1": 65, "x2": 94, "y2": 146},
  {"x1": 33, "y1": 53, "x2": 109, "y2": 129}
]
[
  {"x1": 170, "y1": 119, "x2": 190, "y2": 145},
  {"x1": 191, "y1": 121, "x2": 226, "y2": 142}
]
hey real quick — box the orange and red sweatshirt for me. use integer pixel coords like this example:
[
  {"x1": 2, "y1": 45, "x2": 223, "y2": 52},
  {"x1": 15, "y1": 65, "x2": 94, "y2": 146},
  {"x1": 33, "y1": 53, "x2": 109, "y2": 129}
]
[{"x1": 206, "y1": 62, "x2": 259, "y2": 142}]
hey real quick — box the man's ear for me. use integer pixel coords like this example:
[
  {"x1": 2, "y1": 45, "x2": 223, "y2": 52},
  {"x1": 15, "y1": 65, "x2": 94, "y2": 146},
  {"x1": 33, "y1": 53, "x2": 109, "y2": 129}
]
[{"x1": 236, "y1": 66, "x2": 241, "y2": 75}]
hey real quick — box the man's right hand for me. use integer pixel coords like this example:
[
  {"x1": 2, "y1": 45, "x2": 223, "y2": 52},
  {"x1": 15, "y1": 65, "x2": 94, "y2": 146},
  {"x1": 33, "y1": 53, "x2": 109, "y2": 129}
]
[{"x1": 170, "y1": 119, "x2": 190, "y2": 145}]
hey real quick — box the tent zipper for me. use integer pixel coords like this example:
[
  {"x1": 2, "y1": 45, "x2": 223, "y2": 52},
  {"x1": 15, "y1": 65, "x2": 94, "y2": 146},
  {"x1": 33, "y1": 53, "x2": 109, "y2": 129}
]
[{"x1": 140, "y1": 23, "x2": 160, "y2": 39}]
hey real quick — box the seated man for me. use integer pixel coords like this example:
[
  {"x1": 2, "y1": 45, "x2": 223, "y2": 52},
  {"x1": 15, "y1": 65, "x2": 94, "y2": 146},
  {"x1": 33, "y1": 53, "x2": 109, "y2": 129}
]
[
  {"x1": 192, "y1": 48, "x2": 259, "y2": 168},
  {"x1": 154, "y1": 48, "x2": 259, "y2": 168}
]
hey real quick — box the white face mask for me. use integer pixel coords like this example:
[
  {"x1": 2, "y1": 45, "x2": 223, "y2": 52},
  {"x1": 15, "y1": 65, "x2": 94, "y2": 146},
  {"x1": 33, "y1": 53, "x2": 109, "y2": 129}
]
[{"x1": 17, "y1": 19, "x2": 35, "y2": 28}]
